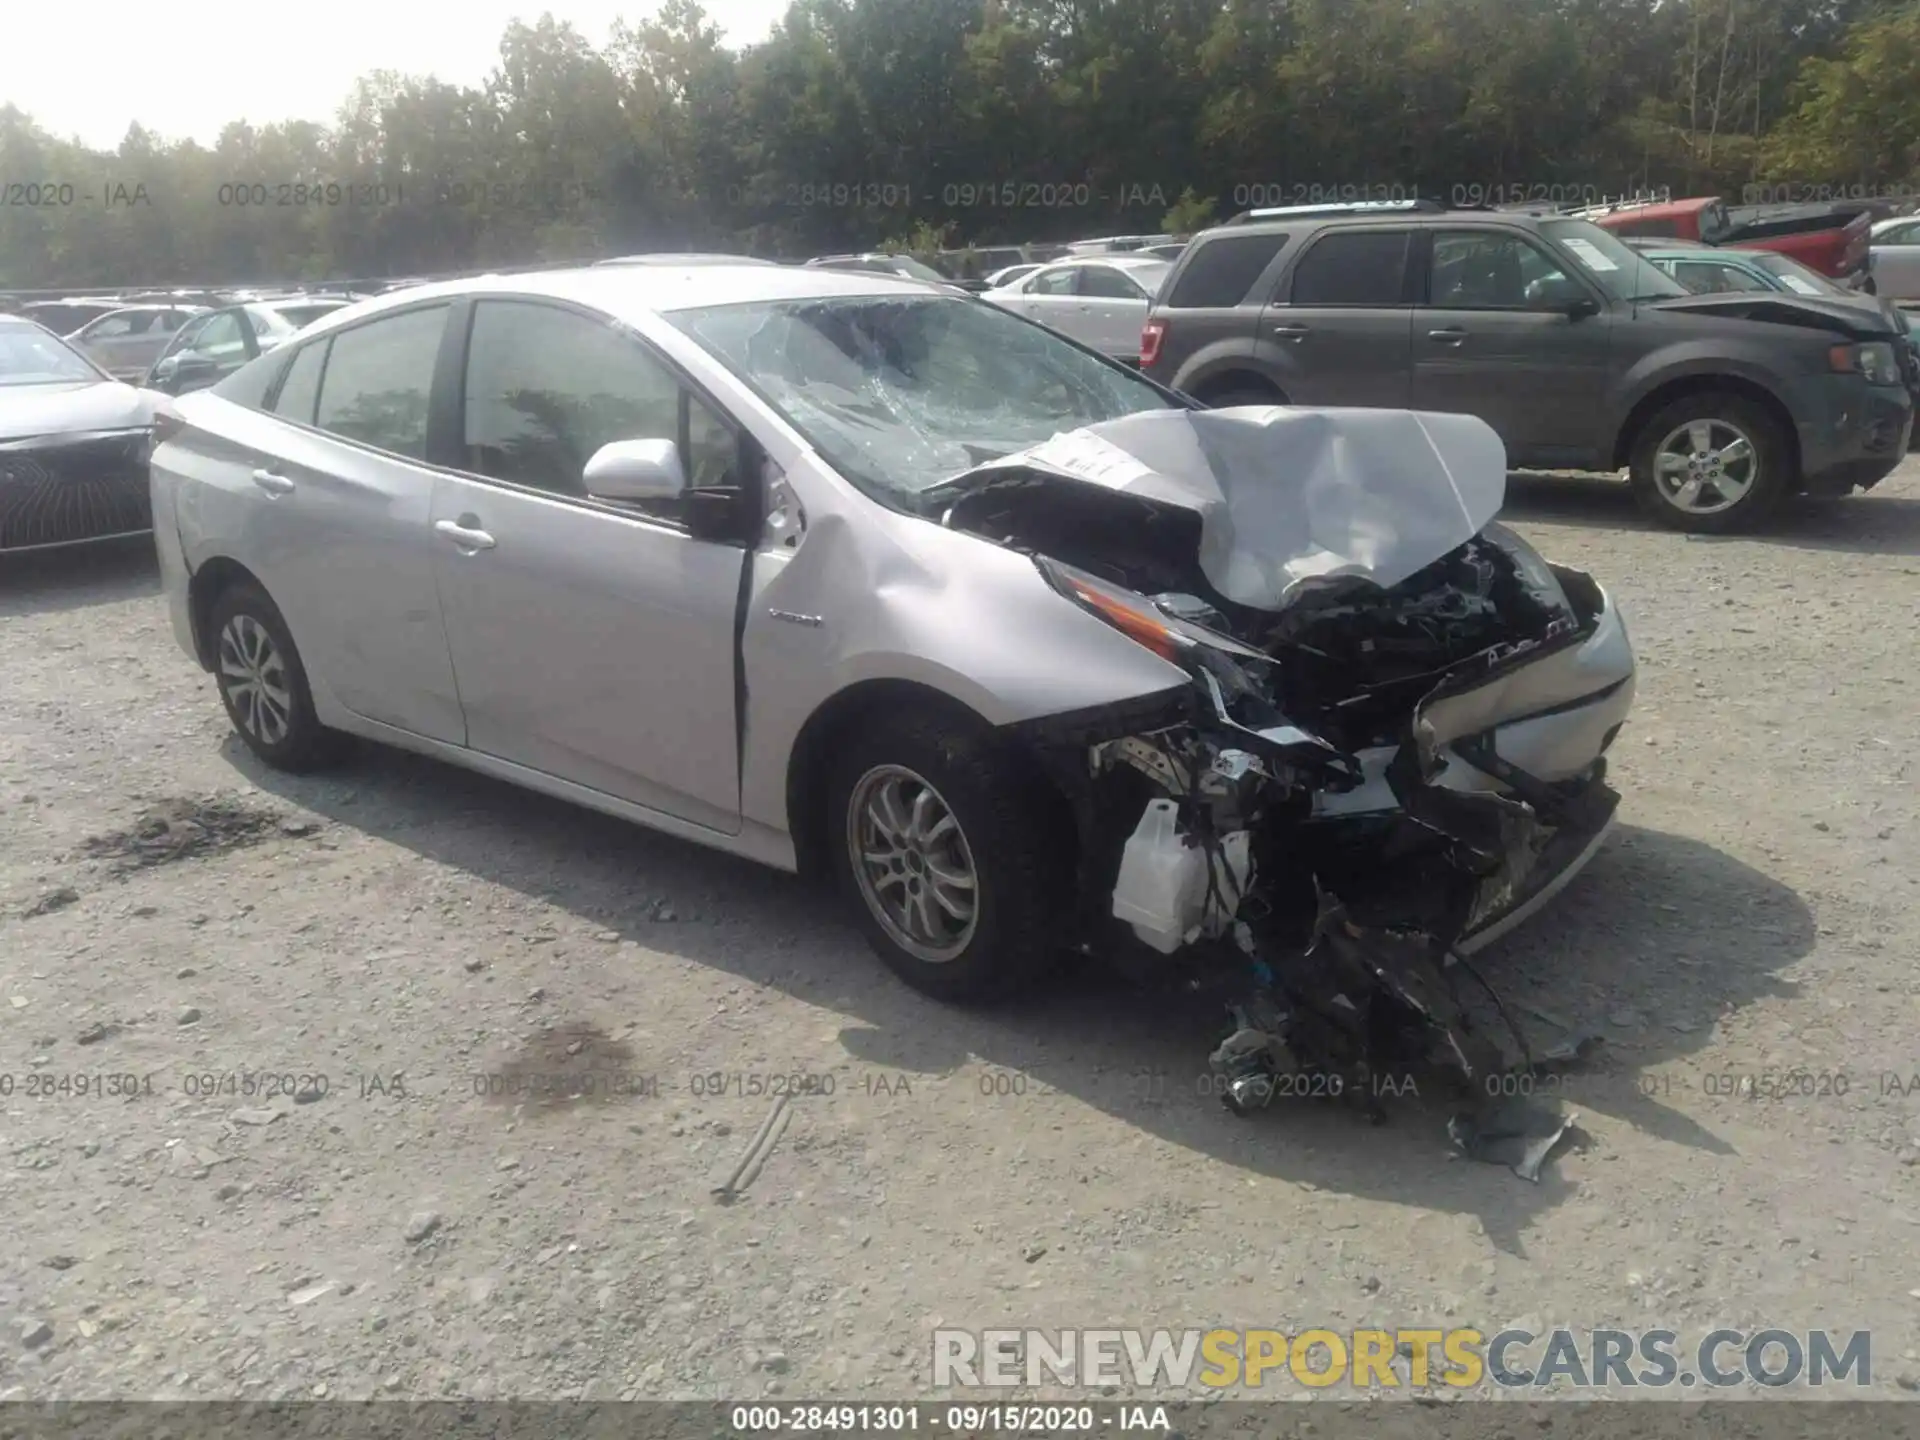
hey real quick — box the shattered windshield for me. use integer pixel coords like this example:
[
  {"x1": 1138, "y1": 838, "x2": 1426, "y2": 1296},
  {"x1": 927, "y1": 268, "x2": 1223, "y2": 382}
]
[
  {"x1": 667, "y1": 294, "x2": 1177, "y2": 505},
  {"x1": 1541, "y1": 219, "x2": 1687, "y2": 301}
]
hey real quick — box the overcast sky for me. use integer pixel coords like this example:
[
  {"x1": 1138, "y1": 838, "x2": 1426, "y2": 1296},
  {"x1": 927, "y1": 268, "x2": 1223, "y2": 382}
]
[{"x1": 3, "y1": 1, "x2": 788, "y2": 151}]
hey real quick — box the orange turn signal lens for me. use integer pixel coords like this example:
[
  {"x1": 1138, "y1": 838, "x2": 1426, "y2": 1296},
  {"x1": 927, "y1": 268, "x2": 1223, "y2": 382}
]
[{"x1": 1066, "y1": 579, "x2": 1186, "y2": 664}]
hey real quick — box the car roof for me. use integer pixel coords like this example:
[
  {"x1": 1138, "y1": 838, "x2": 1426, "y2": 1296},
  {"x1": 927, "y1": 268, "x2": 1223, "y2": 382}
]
[
  {"x1": 1640, "y1": 245, "x2": 1750, "y2": 260},
  {"x1": 289, "y1": 263, "x2": 947, "y2": 336},
  {"x1": 1208, "y1": 204, "x2": 1548, "y2": 237},
  {"x1": 597, "y1": 253, "x2": 780, "y2": 267},
  {"x1": 1040, "y1": 255, "x2": 1168, "y2": 271},
  {"x1": 93, "y1": 302, "x2": 207, "y2": 315}
]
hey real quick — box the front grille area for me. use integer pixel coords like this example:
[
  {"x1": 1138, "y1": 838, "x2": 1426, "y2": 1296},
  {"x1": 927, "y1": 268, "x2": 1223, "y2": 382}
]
[{"x1": 0, "y1": 431, "x2": 152, "y2": 551}]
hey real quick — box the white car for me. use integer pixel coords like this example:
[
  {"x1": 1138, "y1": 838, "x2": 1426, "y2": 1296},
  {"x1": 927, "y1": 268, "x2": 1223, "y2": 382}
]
[
  {"x1": 983, "y1": 257, "x2": 1171, "y2": 361},
  {"x1": 983, "y1": 263, "x2": 1044, "y2": 289},
  {"x1": 1870, "y1": 215, "x2": 1920, "y2": 303}
]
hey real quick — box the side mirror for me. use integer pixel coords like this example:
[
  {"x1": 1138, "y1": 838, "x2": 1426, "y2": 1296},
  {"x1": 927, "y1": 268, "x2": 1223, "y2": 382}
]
[
  {"x1": 1529, "y1": 276, "x2": 1599, "y2": 318},
  {"x1": 583, "y1": 438, "x2": 686, "y2": 502}
]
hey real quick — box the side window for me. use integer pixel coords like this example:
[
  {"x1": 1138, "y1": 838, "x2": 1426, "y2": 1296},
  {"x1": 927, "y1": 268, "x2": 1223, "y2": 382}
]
[
  {"x1": 1668, "y1": 262, "x2": 1730, "y2": 294},
  {"x1": 1028, "y1": 267, "x2": 1078, "y2": 296},
  {"x1": 1429, "y1": 231, "x2": 1573, "y2": 309},
  {"x1": 1165, "y1": 232, "x2": 1289, "y2": 308},
  {"x1": 167, "y1": 315, "x2": 211, "y2": 355},
  {"x1": 271, "y1": 340, "x2": 329, "y2": 424},
  {"x1": 1288, "y1": 231, "x2": 1411, "y2": 306},
  {"x1": 1884, "y1": 222, "x2": 1920, "y2": 246},
  {"x1": 1615, "y1": 218, "x2": 1680, "y2": 239},
  {"x1": 1076, "y1": 265, "x2": 1144, "y2": 299},
  {"x1": 462, "y1": 300, "x2": 700, "y2": 500},
  {"x1": 154, "y1": 310, "x2": 192, "y2": 333},
  {"x1": 86, "y1": 312, "x2": 146, "y2": 340},
  {"x1": 313, "y1": 305, "x2": 448, "y2": 460},
  {"x1": 194, "y1": 312, "x2": 246, "y2": 352}
]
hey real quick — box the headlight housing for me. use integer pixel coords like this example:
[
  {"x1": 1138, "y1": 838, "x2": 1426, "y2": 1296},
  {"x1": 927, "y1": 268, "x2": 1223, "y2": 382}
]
[
  {"x1": 1830, "y1": 340, "x2": 1902, "y2": 386},
  {"x1": 1479, "y1": 521, "x2": 1573, "y2": 614},
  {"x1": 1033, "y1": 555, "x2": 1266, "y2": 665}
]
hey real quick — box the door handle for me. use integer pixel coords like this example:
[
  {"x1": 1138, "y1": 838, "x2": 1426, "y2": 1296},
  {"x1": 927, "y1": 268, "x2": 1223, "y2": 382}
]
[
  {"x1": 1428, "y1": 327, "x2": 1468, "y2": 343},
  {"x1": 250, "y1": 468, "x2": 295, "y2": 496},
  {"x1": 1272, "y1": 323, "x2": 1310, "y2": 341},
  {"x1": 434, "y1": 517, "x2": 496, "y2": 551}
]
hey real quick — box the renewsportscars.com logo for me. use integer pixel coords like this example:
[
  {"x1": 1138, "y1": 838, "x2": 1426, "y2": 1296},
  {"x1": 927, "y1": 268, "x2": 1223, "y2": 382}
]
[{"x1": 932, "y1": 1328, "x2": 1872, "y2": 1391}]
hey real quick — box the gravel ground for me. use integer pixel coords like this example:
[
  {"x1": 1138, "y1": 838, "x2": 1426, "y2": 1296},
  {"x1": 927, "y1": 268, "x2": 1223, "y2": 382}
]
[{"x1": 2, "y1": 462, "x2": 1918, "y2": 1403}]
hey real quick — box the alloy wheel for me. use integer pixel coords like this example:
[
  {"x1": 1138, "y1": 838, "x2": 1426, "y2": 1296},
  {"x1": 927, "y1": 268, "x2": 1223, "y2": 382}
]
[
  {"x1": 1653, "y1": 418, "x2": 1758, "y2": 516},
  {"x1": 846, "y1": 764, "x2": 980, "y2": 963},
  {"x1": 217, "y1": 614, "x2": 293, "y2": 746}
]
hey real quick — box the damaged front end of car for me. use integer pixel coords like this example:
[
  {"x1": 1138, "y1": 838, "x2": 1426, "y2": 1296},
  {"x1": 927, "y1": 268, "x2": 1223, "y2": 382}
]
[{"x1": 936, "y1": 407, "x2": 1633, "y2": 1172}]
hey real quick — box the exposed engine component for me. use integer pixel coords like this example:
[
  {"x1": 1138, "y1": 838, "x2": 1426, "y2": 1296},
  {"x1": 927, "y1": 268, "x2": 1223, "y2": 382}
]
[
  {"x1": 943, "y1": 409, "x2": 1630, "y2": 1183},
  {"x1": 1109, "y1": 798, "x2": 1251, "y2": 954}
]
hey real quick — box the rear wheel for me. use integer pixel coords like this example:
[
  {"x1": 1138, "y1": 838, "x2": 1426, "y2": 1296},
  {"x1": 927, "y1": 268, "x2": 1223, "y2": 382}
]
[
  {"x1": 1628, "y1": 392, "x2": 1789, "y2": 533},
  {"x1": 208, "y1": 581, "x2": 349, "y2": 772},
  {"x1": 826, "y1": 708, "x2": 1069, "y2": 1003}
]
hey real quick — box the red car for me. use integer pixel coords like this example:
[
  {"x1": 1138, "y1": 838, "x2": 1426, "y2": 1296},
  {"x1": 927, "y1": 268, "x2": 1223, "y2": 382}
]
[{"x1": 1574, "y1": 196, "x2": 1874, "y2": 288}]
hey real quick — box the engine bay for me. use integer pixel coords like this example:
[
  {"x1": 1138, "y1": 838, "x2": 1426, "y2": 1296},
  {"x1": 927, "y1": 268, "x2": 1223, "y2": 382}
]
[{"x1": 946, "y1": 433, "x2": 1627, "y2": 1180}]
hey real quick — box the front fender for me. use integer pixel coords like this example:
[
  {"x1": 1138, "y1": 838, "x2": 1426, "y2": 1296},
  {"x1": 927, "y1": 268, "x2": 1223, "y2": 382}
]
[{"x1": 737, "y1": 504, "x2": 1190, "y2": 834}]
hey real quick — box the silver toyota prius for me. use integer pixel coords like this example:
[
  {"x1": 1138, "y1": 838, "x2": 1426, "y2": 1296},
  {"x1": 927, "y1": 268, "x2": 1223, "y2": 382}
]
[{"x1": 150, "y1": 263, "x2": 1637, "y2": 1106}]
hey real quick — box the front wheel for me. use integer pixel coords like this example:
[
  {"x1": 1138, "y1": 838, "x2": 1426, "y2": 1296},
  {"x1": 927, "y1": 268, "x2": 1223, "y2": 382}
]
[
  {"x1": 827, "y1": 709, "x2": 1070, "y2": 1003},
  {"x1": 1628, "y1": 392, "x2": 1790, "y2": 533}
]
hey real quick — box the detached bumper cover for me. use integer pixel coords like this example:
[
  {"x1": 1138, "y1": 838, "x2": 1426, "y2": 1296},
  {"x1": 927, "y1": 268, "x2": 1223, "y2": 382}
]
[{"x1": 0, "y1": 429, "x2": 152, "y2": 551}]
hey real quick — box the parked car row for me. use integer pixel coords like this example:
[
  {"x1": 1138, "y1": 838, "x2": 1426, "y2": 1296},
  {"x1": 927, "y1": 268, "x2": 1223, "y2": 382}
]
[
  {"x1": 0, "y1": 286, "x2": 365, "y2": 554},
  {"x1": 143, "y1": 293, "x2": 359, "y2": 395}
]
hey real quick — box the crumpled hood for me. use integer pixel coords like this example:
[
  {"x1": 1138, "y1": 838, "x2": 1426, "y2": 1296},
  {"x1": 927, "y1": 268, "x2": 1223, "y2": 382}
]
[
  {"x1": 962, "y1": 406, "x2": 1507, "y2": 610},
  {"x1": 1646, "y1": 291, "x2": 1902, "y2": 339},
  {"x1": 0, "y1": 380, "x2": 153, "y2": 444}
]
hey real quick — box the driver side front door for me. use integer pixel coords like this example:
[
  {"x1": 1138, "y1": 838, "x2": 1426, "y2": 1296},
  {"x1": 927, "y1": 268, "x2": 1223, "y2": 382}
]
[{"x1": 426, "y1": 298, "x2": 753, "y2": 834}]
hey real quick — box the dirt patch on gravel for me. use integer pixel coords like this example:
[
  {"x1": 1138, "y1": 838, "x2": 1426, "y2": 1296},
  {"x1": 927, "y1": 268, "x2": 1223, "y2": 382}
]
[
  {"x1": 475, "y1": 1020, "x2": 649, "y2": 1112},
  {"x1": 81, "y1": 795, "x2": 287, "y2": 873}
]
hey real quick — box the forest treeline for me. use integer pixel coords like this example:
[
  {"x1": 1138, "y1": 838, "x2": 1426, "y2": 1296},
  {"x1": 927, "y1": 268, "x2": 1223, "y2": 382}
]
[{"x1": 2, "y1": 0, "x2": 1917, "y2": 286}]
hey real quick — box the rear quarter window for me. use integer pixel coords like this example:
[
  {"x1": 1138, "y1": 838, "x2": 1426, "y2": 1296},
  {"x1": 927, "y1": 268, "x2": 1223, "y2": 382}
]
[
  {"x1": 209, "y1": 350, "x2": 285, "y2": 411},
  {"x1": 1165, "y1": 232, "x2": 1290, "y2": 308}
]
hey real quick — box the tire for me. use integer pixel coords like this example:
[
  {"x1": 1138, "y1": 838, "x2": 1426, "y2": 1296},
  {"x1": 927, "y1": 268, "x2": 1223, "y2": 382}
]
[
  {"x1": 207, "y1": 580, "x2": 349, "y2": 772},
  {"x1": 826, "y1": 708, "x2": 1071, "y2": 1003},
  {"x1": 1205, "y1": 385, "x2": 1288, "y2": 410},
  {"x1": 1628, "y1": 391, "x2": 1790, "y2": 533}
]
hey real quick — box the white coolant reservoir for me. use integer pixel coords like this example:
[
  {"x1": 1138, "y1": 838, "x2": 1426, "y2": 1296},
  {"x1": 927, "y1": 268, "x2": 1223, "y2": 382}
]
[{"x1": 1110, "y1": 799, "x2": 1252, "y2": 955}]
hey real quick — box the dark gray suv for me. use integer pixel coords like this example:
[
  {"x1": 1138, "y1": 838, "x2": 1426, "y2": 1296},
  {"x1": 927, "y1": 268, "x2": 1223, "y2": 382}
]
[{"x1": 1141, "y1": 202, "x2": 1916, "y2": 531}]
